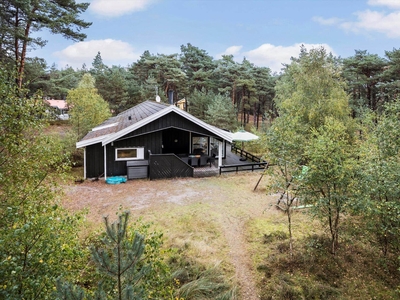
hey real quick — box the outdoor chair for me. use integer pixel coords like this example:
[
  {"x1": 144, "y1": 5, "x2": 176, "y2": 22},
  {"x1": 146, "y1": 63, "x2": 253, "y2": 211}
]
[
  {"x1": 180, "y1": 157, "x2": 190, "y2": 164},
  {"x1": 199, "y1": 155, "x2": 209, "y2": 167},
  {"x1": 208, "y1": 155, "x2": 216, "y2": 167},
  {"x1": 193, "y1": 148, "x2": 204, "y2": 155},
  {"x1": 190, "y1": 157, "x2": 199, "y2": 167}
]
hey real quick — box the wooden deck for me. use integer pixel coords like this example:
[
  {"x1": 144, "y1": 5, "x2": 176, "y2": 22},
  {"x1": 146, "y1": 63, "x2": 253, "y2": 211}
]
[
  {"x1": 192, "y1": 145, "x2": 244, "y2": 178},
  {"x1": 193, "y1": 163, "x2": 219, "y2": 177},
  {"x1": 147, "y1": 144, "x2": 266, "y2": 180},
  {"x1": 193, "y1": 144, "x2": 266, "y2": 177},
  {"x1": 224, "y1": 145, "x2": 250, "y2": 164}
]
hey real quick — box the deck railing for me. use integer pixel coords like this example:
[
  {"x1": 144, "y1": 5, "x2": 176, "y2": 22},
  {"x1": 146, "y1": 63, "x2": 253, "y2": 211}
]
[
  {"x1": 231, "y1": 144, "x2": 264, "y2": 162},
  {"x1": 147, "y1": 149, "x2": 268, "y2": 178},
  {"x1": 220, "y1": 144, "x2": 268, "y2": 174},
  {"x1": 219, "y1": 161, "x2": 268, "y2": 174},
  {"x1": 148, "y1": 153, "x2": 193, "y2": 180}
]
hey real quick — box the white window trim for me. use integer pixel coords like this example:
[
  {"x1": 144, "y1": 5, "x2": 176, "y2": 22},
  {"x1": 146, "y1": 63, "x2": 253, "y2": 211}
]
[{"x1": 115, "y1": 147, "x2": 144, "y2": 161}]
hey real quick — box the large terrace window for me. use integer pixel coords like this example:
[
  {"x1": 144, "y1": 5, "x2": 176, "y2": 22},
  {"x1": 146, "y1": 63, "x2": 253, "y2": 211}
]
[
  {"x1": 210, "y1": 137, "x2": 224, "y2": 158},
  {"x1": 192, "y1": 136, "x2": 208, "y2": 155}
]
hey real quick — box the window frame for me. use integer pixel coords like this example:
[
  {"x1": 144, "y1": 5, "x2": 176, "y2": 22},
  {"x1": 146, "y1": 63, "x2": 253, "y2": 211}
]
[
  {"x1": 115, "y1": 147, "x2": 145, "y2": 161},
  {"x1": 210, "y1": 137, "x2": 224, "y2": 158},
  {"x1": 191, "y1": 136, "x2": 209, "y2": 155}
]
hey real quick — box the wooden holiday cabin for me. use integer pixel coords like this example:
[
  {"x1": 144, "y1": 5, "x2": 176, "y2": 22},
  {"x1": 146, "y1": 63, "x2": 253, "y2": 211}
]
[{"x1": 76, "y1": 100, "x2": 233, "y2": 180}]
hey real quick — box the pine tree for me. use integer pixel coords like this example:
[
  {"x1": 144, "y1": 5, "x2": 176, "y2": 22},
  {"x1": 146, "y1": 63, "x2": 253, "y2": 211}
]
[
  {"x1": 90, "y1": 211, "x2": 150, "y2": 300},
  {"x1": 57, "y1": 211, "x2": 152, "y2": 300}
]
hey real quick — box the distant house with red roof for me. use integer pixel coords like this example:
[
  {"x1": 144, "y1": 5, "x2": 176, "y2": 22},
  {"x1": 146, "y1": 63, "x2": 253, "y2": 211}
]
[{"x1": 44, "y1": 99, "x2": 69, "y2": 120}]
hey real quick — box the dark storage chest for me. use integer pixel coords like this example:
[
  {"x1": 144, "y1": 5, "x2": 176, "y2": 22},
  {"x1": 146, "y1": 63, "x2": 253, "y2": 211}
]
[{"x1": 126, "y1": 160, "x2": 149, "y2": 179}]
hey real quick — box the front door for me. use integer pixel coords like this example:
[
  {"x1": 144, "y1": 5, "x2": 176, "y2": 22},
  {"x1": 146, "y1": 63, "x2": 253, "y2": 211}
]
[{"x1": 162, "y1": 128, "x2": 190, "y2": 154}]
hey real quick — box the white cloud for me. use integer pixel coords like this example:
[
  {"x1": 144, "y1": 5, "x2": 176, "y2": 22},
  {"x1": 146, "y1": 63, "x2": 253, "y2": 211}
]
[
  {"x1": 312, "y1": 16, "x2": 343, "y2": 26},
  {"x1": 54, "y1": 39, "x2": 140, "y2": 69},
  {"x1": 219, "y1": 43, "x2": 335, "y2": 74},
  {"x1": 219, "y1": 45, "x2": 243, "y2": 56},
  {"x1": 315, "y1": 0, "x2": 400, "y2": 38},
  {"x1": 368, "y1": 0, "x2": 400, "y2": 9},
  {"x1": 343, "y1": 10, "x2": 400, "y2": 38},
  {"x1": 90, "y1": 0, "x2": 157, "y2": 17}
]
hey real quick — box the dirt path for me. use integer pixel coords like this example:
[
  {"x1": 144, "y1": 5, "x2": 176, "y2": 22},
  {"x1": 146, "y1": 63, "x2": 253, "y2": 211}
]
[
  {"x1": 219, "y1": 213, "x2": 260, "y2": 299},
  {"x1": 63, "y1": 172, "x2": 275, "y2": 299}
]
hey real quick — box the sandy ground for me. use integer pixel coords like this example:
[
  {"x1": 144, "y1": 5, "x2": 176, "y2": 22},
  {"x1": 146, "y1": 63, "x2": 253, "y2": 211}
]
[{"x1": 63, "y1": 171, "x2": 278, "y2": 299}]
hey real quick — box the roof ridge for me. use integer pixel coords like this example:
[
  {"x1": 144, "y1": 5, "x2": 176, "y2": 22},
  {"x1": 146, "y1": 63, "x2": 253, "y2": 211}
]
[{"x1": 115, "y1": 100, "x2": 168, "y2": 118}]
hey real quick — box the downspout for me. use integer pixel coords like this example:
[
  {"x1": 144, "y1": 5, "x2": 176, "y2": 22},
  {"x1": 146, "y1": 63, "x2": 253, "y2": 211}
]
[
  {"x1": 189, "y1": 132, "x2": 192, "y2": 153},
  {"x1": 218, "y1": 141, "x2": 223, "y2": 167},
  {"x1": 104, "y1": 144, "x2": 107, "y2": 180},
  {"x1": 83, "y1": 147, "x2": 87, "y2": 179}
]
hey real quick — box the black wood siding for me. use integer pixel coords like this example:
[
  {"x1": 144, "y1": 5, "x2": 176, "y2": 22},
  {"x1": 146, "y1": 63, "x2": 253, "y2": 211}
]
[
  {"x1": 85, "y1": 131, "x2": 162, "y2": 178},
  {"x1": 86, "y1": 143, "x2": 104, "y2": 178},
  {"x1": 85, "y1": 111, "x2": 225, "y2": 178},
  {"x1": 106, "y1": 131, "x2": 163, "y2": 177},
  {"x1": 123, "y1": 112, "x2": 217, "y2": 138}
]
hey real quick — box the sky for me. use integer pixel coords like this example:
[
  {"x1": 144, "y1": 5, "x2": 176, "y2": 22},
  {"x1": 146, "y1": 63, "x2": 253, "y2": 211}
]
[{"x1": 30, "y1": 0, "x2": 400, "y2": 74}]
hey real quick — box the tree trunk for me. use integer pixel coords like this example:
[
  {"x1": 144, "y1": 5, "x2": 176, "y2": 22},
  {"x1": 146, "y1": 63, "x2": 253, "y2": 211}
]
[
  {"x1": 15, "y1": 6, "x2": 36, "y2": 88},
  {"x1": 328, "y1": 203, "x2": 340, "y2": 255},
  {"x1": 232, "y1": 81, "x2": 236, "y2": 105},
  {"x1": 117, "y1": 232, "x2": 122, "y2": 300},
  {"x1": 287, "y1": 193, "x2": 293, "y2": 260},
  {"x1": 17, "y1": 21, "x2": 31, "y2": 88},
  {"x1": 254, "y1": 101, "x2": 258, "y2": 128},
  {"x1": 14, "y1": 9, "x2": 20, "y2": 86}
]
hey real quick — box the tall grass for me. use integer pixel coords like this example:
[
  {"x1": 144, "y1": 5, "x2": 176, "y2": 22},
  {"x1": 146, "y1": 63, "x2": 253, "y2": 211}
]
[{"x1": 172, "y1": 261, "x2": 237, "y2": 300}]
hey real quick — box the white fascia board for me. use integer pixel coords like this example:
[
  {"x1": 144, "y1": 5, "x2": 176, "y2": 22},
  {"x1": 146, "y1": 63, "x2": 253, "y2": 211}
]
[
  {"x1": 101, "y1": 106, "x2": 175, "y2": 146},
  {"x1": 101, "y1": 105, "x2": 233, "y2": 146},
  {"x1": 76, "y1": 134, "x2": 111, "y2": 148},
  {"x1": 213, "y1": 127, "x2": 233, "y2": 143},
  {"x1": 171, "y1": 106, "x2": 234, "y2": 142}
]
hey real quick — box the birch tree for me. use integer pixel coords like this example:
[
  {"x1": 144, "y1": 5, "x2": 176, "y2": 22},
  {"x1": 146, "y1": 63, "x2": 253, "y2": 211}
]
[
  {"x1": 266, "y1": 46, "x2": 356, "y2": 255},
  {"x1": 67, "y1": 73, "x2": 111, "y2": 139}
]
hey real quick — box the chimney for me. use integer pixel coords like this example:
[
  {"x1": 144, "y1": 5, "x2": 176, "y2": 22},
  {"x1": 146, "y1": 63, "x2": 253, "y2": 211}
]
[{"x1": 168, "y1": 89, "x2": 174, "y2": 105}]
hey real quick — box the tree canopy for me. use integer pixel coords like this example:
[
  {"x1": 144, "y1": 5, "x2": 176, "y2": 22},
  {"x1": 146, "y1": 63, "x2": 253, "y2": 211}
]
[
  {"x1": 265, "y1": 46, "x2": 356, "y2": 255},
  {"x1": 67, "y1": 73, "x2": 111, "y2": 139},
  {"x1": 0, "y1": 70, "x2": 86, "y2": 298},
  {"x1": 0, "y1": 0, "x2": 91, "y2": 87}
]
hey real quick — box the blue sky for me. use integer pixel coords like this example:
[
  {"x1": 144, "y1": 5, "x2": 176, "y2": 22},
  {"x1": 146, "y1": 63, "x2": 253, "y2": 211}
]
[{"x1": 31, "y1": 0, "x2": 400, "y2": 73}]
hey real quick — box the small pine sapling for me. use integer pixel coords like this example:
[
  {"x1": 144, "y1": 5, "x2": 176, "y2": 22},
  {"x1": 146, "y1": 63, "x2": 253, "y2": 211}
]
[{"x1": 90, "y1": 211, "x2": 151, "y2": 300}]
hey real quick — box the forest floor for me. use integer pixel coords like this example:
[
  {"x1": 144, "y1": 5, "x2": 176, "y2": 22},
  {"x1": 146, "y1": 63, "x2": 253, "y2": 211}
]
[{"x1": 63, "y1": 171, "x2": 276, "y2": 299}]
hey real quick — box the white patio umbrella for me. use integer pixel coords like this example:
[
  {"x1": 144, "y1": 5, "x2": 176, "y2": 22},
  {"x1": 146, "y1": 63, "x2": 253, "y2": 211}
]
[{"x1": 232, "y1": 129, "x2": 259, "y2": 160}]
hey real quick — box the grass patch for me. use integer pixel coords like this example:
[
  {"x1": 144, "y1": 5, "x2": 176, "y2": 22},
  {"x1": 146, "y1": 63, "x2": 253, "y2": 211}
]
[
  {"x1": 248, "y1": 208, "x2": 400, "y2": 300},
  {"x1": 63, "y1": 172, "x2": 400, "y2": 299},
  {"x1": 133, "y1": 209, "x2": 238, "y2": 299}
]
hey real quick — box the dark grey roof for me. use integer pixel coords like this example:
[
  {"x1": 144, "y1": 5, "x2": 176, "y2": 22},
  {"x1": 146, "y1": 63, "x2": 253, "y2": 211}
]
[
  {"x1": 76, "y1": 100, "x2": 233, "y2": 148},
  {"x1": 78, "y1": 101, "x2": 169, "y2": 143}
]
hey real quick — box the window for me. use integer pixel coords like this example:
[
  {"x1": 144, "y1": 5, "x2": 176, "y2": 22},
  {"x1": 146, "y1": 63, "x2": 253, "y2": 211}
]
[
  {"x1": 192, "y1": 136, "x2": 208, "y2": 155},
  {"x1": 210, "y1": 137, "x2": 224, "y2": 158},
  {"x1": 115, "y1": 147, "x2": 144, "y2": 161}
]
